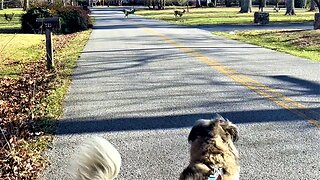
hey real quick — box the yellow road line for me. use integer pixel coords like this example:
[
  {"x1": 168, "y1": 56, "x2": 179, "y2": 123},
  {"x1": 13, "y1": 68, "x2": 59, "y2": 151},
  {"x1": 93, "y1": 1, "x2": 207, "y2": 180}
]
[{"x1": 143, "y1": 27, "x2": 320, "y2": 126}]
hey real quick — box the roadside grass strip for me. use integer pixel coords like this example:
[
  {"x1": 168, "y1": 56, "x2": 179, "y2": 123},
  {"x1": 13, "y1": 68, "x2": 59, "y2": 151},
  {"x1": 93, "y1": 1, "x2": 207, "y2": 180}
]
[
  {"x1": 213, "y1": 30, "x2": 320, "y2": 62},
  {"x1": 143, "y1": 27, "x2": 320, "y2": 127}
]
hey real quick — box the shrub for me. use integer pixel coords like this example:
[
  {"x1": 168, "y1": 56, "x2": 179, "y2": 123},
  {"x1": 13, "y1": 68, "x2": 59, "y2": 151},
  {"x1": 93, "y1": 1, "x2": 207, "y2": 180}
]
[
  {"x1": 54, "y1": 6, "x2": 91, "y2": 34},
  {"x1": 21, "y1": 6, "x2": 91, "y2": 34},
  {"x1": 21, "y1": 7, "x2": 51, "y2": 34}
]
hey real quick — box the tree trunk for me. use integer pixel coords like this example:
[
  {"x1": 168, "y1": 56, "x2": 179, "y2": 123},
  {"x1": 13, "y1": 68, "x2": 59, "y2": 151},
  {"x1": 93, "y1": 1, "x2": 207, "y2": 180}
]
[
  {"x1": 259, "y1": 0, "x2": 266, "y2": 12},
  {"x1": 1, "y1": 0, "x2": 4, "y2": 10},
  {"x1": 159, "y1": 0, "x2": 165, "y2": 9},
  {"x1": 196, "y1": 0, "x2": 201, "y2": 7},
  {"x1": 152, "y1": 0, "x2": 155, "y2": 9},
  {"x1": 206, "y1": 0, "x2": 211, "y2": 6},
  {"x1": 303, "y1": 0, "x2": 307, "y2": 8},
  {"x1": 225, "y1": 0, "x2": 232, "y2": 7},
  {"x1": 23, "y1": 0, "x2": 29, "y2": 11},
  {"x1": 285, "y1": 0, "x2": 295, "y2": 15},
  {"x1": 239, "y1": 0, "x2": 252, "y2": 13},
  {"x1": 186, "y1": 0, "x2": 189, "y2": 12},
  {"x1": 310, "y1": 0, "x2": 316, "y2": 11}
]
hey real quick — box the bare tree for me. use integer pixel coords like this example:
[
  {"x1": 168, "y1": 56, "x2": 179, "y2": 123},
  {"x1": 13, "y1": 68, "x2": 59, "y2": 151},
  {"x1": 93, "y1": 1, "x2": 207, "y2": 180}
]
[
  {"x1": 239, "y1": 0, "x2": 252, "y2": 13},
  {"x1": 285, "y1": 0, "x2": 295, "y2": 15},
  {"x1": 196, "y1": 0, "x2": 201, "y2": 7},
  {"x1": 310, "y1": 0, "x2": 316, "y2": 11},
  {"x1": 258, "y1": 0, "x2": 266, "y2": 12},
  {"x1": 1, "y1": 0, "x2": 4, "y2": 10},
  {"x1": 23, "y1": 0, "x2": 29, "y2": 11}
]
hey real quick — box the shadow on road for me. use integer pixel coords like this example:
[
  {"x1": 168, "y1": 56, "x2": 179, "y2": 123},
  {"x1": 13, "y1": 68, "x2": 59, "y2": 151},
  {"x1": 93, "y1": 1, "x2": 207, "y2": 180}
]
[
  {"x1": 56, "y1": 107, "x2": 319, "y2": 135},
  {"x1": 270, "y1": 75, "x2": 320, "y2": 96}
]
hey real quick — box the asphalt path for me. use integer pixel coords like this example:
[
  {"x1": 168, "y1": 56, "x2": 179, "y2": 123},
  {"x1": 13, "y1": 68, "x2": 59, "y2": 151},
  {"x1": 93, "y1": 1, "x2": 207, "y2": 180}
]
[{"x1": 42, "y1": 8, "x2": 320, "y2": 180}]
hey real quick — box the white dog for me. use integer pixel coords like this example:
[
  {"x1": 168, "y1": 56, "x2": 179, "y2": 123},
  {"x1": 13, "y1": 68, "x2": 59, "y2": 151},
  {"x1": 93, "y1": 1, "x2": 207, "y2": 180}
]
[{"x1": 70, "y1": 137, "x2": 122, "y2": 180}]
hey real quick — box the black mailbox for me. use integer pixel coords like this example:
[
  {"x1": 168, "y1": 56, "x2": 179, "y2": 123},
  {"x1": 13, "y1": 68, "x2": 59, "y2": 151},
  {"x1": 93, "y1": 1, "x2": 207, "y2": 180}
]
[
  {"x1": 36, "y1": 17, "x2": 61, "y2": 30},
  {"x1": 36, "y1": 17, "x2": 61, "y2": 70}
]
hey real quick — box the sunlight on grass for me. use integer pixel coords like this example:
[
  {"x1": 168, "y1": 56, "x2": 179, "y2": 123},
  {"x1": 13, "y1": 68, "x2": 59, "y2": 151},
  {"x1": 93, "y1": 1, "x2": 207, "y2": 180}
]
[
  {"x1": 213, "y1": 30, "x2": 320, "y2": 62},
  {"x1": 46, "y1": 30, "x2": 92, "y2": 120},
  {"x1": 0, "y1": 34, "x2": 45, "y2": 76},
  {"x1": 137, "y1": 7, "x2": 315, "y2": 25}
]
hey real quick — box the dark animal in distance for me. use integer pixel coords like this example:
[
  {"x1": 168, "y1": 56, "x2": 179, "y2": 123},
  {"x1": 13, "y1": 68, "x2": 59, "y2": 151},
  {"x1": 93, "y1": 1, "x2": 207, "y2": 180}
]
[
  {"x1": 174, "y1": 9, "x2": 186, "y2": 17},
  {"x1": 4, "y1": 13, "x2": 15, "y2": 23},
  {"x1": 122, "y1": 9, "x2": 136, "y2": 18},
  {"x1": 273, "y1": 6, "x2": 280, "y2": 12}
]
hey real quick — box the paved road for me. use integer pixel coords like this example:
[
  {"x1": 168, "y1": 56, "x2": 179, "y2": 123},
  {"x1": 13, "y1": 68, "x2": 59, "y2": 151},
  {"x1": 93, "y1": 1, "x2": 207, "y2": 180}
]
[{"x1": 42, "y1": 8, "x2": 320, "y2": 180}]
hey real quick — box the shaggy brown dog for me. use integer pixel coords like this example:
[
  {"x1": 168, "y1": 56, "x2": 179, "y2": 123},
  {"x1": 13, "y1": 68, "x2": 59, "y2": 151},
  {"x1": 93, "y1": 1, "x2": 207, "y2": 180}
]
[{"x1": 180, "y1": 115, "x2": 240, "y2": 180}]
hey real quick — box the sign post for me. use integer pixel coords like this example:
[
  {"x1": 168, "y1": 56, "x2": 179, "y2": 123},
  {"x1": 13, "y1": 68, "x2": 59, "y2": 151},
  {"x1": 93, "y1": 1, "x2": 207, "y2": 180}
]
[{"x1": 36, "y1": 17, "x2": 61, "y2": 70}]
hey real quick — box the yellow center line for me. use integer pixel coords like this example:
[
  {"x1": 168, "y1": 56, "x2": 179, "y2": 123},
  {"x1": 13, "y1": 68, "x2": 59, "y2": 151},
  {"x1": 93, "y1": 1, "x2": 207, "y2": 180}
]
[{"x1": 143, "y1": 27, "x2": 319, "y2": 126}]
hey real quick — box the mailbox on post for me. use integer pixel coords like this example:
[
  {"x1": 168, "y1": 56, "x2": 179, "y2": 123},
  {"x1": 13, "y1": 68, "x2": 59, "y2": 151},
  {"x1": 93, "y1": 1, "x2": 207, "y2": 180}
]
[{"x1": 36, "y1": 17, "x2": 61, "y2": 70}]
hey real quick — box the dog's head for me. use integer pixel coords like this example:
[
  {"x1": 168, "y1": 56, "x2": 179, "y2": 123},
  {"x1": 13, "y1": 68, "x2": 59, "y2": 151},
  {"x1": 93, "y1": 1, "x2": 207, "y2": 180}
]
[
  {"x1": 188, "y1": 114, "x2": 239, "y2": 144},
  {"x1": 180, "y1": 114, "x2": 239, "y2": 180}
]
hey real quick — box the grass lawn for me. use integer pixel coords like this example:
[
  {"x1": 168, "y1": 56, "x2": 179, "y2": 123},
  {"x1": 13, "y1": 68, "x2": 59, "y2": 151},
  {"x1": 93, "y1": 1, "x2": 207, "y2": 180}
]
[
  {"x1": 0, "y1": 8, "x2": 24, "y2": 31},
  {"x1": 0, "y1": 29, "x2": 92, "y2": 179},
  {"x1": 213, "y1": 29, "x2": 320, "y2": 62},
  {"x1": 1, "y1": 7, "x2": 93, "y2": 179},
  {"x1": 0, "y1": 29, "x2": 92, "y2": 123},
  {"x1": 0, "y1": 34, "x2": 45, "y2": 76},
  {"x1": 136, "y1": 7, "x2": 315, "y2": 25}
]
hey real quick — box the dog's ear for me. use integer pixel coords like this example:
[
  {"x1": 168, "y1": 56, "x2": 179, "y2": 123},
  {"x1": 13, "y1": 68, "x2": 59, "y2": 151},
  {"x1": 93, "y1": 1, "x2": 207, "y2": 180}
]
[
  {"x1": 213, "y1": 113, "x2": 227, "y2": 122},
  {"x1": 225, "y1": 123, "x2": 239, "y2": 142},
  {"x1": 188, "y1": 119, "x2": 212, "y2": 142}
]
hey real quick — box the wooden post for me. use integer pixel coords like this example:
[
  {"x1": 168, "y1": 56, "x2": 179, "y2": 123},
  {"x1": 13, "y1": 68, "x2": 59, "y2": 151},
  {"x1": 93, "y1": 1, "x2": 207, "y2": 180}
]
[
  {"x1": 45, "y1": 29, "x2": 54, "y2": 70},
  {"x1": 36, "y1": 17, "x2": 60, "y2": 70}
]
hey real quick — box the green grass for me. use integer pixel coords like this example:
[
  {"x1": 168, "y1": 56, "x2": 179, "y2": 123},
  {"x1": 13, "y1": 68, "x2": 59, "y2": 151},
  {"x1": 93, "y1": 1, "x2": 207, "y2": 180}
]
[
  {"x1": 213, "y1": 29, "x2": 320, "y2": 62},
  {"x1": 0, "y1": 8, "x2": 24, "y2": 31},
  {"x1": 0, "y1": 29, "x2": 91, "y2": 122},
  {"x1": 21, "y1": 30, "x2": 91, "y2": 179},
  {"x1": 46, "y1": 30, "x2": 92, "y2": 120},
  {"x1": 0, "y1": 34, "x2": 45, "y2": 76},
  {"x1": 136, "y1": 7, "x2": 315, "y2": 25}
]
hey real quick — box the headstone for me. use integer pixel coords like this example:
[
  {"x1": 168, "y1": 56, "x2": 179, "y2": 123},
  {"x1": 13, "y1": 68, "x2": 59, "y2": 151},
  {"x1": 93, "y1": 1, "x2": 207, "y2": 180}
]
[
  {"x1": 254, "y1": 12, "x2": 269, "y2": 25},
  {"x1": 314, "y1": 13, "x2": 320, "y2": 30}
]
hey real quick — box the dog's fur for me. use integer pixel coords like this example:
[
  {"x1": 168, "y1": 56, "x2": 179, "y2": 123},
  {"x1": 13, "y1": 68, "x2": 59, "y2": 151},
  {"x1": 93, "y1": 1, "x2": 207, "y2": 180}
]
[
  {"x1": 174, "y1": 9, "x2": 186, "y2": 17},
  {"x1": 180, "y1": 115, "x2": 240, "y2": 180},
  {"x1": 122, "y1": 8, "x2": 136, "y2": 18},
  {"x1": 70, "y1": 137, "x2": 122, "y2": 180}
]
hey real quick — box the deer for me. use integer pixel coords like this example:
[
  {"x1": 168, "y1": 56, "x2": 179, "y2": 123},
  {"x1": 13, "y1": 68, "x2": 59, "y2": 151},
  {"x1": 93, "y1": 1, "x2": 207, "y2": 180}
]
[
  {"x1": 174, "y1": 9, "x2": 186, "y2": 18},
  {"x1": 4, "y1": 13, "x2": 15, "y2": 23}
]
